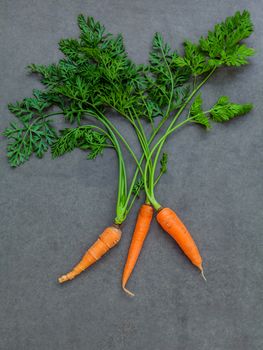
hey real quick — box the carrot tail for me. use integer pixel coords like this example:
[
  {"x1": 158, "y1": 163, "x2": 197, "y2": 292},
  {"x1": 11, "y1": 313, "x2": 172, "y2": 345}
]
[
  {"x1": 122, "y1": 204, "x2": 154, "y2": 295},
  {"x1": 201, "y1": 269, "x2": 207, "y2": 281},
  {"x1": 156, "y1": 207, "x2": 203, "y2": 271},
  {"x1": 58, "y1": 225, "x2": 122, "y2": 283}
]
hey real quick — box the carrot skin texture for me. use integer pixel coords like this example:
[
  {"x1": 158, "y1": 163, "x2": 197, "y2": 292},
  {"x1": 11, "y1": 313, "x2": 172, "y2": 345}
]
[
  {"x1": 156, "y1": 208, "x2": 203, "y2": 270},
  {"x1": 122, "y1": 204, "x2": 154, "y2": 293},
  {"x1": 58, "y1": 226, "x2": 122, "y2": 283}
]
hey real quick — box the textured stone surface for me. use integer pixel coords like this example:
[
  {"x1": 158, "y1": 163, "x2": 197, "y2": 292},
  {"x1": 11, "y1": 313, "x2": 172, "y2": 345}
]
[{"x1": 1, "y1": 1, "x2": 262, "y2": 349}]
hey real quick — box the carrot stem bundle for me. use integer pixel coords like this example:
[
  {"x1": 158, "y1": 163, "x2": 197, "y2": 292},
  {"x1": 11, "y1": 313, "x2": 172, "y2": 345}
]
[
  {"x1": 58, "y1": 226, "x2": 122, "y2": 283},
  {"x1": 122, "y1": 204, "x2": 154, "y2": 296}
]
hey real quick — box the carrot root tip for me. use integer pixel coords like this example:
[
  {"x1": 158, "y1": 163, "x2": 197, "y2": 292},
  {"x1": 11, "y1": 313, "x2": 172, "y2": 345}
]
[
  {"x1": 122, "y1": 284, "x2": 135, "y2": 297},
  {"x1": 58, "y1": 275, "x2": 69, "y2": 284},
  {"x1": 200, "y1": 269, "x2": 207, "y2": 282}
]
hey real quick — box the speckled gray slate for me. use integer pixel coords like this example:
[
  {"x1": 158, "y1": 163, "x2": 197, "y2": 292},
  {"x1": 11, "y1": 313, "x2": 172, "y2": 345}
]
[{"x1": 1, "y1": 1, "x2": 262, "y2": 349}]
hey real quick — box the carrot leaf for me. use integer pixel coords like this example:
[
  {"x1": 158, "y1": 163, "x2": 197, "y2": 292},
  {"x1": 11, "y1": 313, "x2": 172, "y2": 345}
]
[
  {"x1": 210, "y1": 96, "x2": 253, "y2": 122},
  {"x1": 189, "y1": 94, "x2": 211, "y2": 129},
  {"x1": 3, "y1": 90, "x2": 58, "y2": 167},
  {"x1": 3, "y1": 119, "x2": 57, "y2": 167},
  {"x1": 199, "y1": 10, "x2": 254, "y2": 66},
  {"x1": 132, "y1": 178, "x2": 144, "y2": 198},
  {"x1": 51, "y1": 126, "x2": 111, "y2": 160},
  {"x1": 160, "y1": 152, "x2": 168, "y2": 174}
]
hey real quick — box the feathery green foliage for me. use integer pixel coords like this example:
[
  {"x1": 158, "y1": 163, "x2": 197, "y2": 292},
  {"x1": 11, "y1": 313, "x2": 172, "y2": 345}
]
[
  {"x1": 3, "y1": 10, "x2": 255, "y2": 218},
  {"x1": 189, "y1": 94, "x2": 253, "y2": 130},
  {"x1": 4, "y1": 90, "x2": 57, "y2": 167},
  {"x1": 174, "y1": 10, "x2": 254, "y2": 74},
  {"x1": 160, "y1": 152, "x2": 168, "y2": 174},
  {"x1": 147, "y1": 33, "x2": 191, "y2": 110},
  {"x1": 189, "y1": 94, "x2": 211, "y2": 129},
  {"x1": 199, "y1": 10, "x2": 254, "y2": 66},
  {"x1": 132, "y1": 178, "x2": 144, "y2": 198},
  {"x1": 210, "y1": 96, "x2": 253, "y2": 122},
  {"x1": 3, "y1": 119, "x2": 56, "y2": 167},
  {"x1": 51, "y1": 126, "x2": 111, "y2": 159},
  {"x1": 4, "y1": 10, "x2": 254, "y2": 168}
]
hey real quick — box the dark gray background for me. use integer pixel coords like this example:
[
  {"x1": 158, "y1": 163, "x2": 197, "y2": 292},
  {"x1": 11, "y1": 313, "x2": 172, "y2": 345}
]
[{"x1": 1, "y1": 1, "x2": 262, "y2": 349}]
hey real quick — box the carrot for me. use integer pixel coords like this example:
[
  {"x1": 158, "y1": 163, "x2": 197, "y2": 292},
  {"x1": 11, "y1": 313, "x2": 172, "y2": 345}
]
[
  {"x1": 156, "y1": 207, "x2": 204, "y2": 275},
  {"x1": 122, "y1": 204, "x2": 153, "y2": 296},
  {"x1": 58, "y1": 225, "x2": 122, "y2": 283}
]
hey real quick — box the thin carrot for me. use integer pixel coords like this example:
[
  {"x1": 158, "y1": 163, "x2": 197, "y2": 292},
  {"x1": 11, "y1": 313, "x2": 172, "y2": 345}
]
[
  {"x1": 58, "y1": 225, "x2": 122, "y2": 283},
  {"x1": 122, "y1": 204, "x2": 154, "y2": 296},
  {"x1": 156, "y1": 208, "x2": 203, "y2": 272}
]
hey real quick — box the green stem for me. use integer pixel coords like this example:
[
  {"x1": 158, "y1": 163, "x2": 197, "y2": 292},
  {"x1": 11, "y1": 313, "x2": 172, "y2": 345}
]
[
  {"x1": 83, "y1": 111, "x2": 128, "y2": 224},
  {"x1": 121, "y1": 108, "x2": 172, "y2": 213},
  {"x1": 85, "y1": 107, "x2": 143, "y2": 175},
  {"x1": 105, "y1": 105, "x2": 153, "y2": 210},
  {"x1": 160, "y1": 45, "x2": 174, "y2": 120},
  {"x1": 124, "y1": 45, "x2": 176, "y2": 209},
  {"x1": 144, "y1": 118, "x2": 193, "y2": 209},
  {"x1": 144, "y1": 67, "x2": 216, "y2": 207},
  {"x1": 132, "y1": 111, "x2": 152, "y2": 203},
  {"x1": 154, "y1": 171, "x2": 163, "y2": 187}
]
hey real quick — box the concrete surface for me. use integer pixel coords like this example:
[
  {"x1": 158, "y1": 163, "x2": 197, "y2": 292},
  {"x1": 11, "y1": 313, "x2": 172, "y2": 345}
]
[{"x1": 1, "y1": 1, "x2": 262, "y2": 349}]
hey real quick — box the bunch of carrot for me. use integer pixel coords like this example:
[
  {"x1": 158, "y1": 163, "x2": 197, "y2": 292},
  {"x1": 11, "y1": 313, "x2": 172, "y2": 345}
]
[{"x1": 4, "y1": 10, "x2": 255, "y2": 295}]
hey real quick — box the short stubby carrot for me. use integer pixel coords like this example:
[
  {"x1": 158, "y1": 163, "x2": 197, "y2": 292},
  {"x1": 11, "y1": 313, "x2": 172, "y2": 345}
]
[
  {"x1": 122, "y1": 204, "x2": 154, "y2": 296},
  {"x1": 58, "y1": 225, "x2": 122, "y2": 283},
  {"x1": 156, "y1": 207, "x2": 203, "y2": 271}
]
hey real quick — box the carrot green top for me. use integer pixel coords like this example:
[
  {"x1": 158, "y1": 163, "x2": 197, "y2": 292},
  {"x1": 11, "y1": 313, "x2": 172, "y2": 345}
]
[{"x1": 3, "y1": 10, "x2": 255, "y2": 220}]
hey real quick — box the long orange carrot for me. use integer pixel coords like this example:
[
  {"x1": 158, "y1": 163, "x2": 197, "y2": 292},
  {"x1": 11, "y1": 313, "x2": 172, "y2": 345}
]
[
  {"x1": 156, "y1": 208, "x2": 204, "y2": 275},
  {"x1": 122, "y1": 204, "x2": 154, "y2": 296},
  {"x1": 58, "y1": 225, "x2": 122, "y2": 283}
]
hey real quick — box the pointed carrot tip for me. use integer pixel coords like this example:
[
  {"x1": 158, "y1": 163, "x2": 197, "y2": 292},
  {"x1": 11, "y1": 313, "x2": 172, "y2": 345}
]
[
  {"x1": 122, "y1": 284, "x2": 135, "y2": 297},
  {"x1": 200, "y1": 268, "x2": 207, "y2": 282}
]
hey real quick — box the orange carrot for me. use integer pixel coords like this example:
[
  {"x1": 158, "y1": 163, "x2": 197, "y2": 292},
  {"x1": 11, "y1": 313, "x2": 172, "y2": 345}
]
[
  {"x1": 122, "y1": 204, "x2": 154, "y2": 296},
  {"x1": 156, "y1": 207, "x2": 204, "y2": 274},
  {"x1": 58, "y1": 225, "x2": 122, "y2": 283}
]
